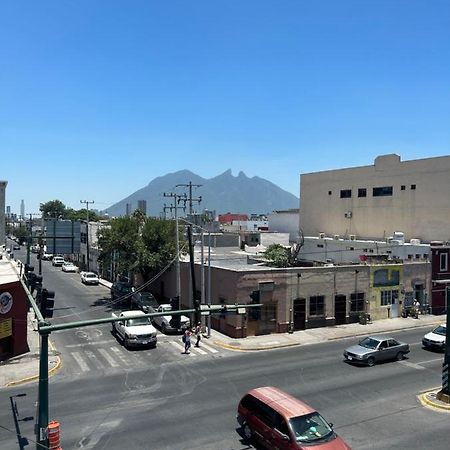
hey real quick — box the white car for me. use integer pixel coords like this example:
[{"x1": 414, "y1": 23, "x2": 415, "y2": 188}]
[
  {"x1": 62, "y1": 262, "x2": 78, "y2": 273},
  {"x1": 80, "y1": 271, "x2": 100, "y2": 285},
  {"x1": 422, "y1": 324, "x2": 446, "y2": 350},
  {"x1": 152, "y1": 304, "x2": 190, "y2": 333},
  {"x1": 52, "y1": 256, "x2": 65, "y2": 266}
]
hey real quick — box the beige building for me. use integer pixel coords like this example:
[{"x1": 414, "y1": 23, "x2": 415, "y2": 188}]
[{"x1": 300, "y1": 154, "x2": 450, "y2": 242}]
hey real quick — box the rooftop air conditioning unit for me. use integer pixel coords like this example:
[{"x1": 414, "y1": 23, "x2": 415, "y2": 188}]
[
  {"x1": 344, "y1": 211, "x2": 352, "y2": 218},
  {"x1": 410, "y1": 238, "x2": 421, "y2": 245},
  {"x1": 319, "y1": 232, "x2": 325, "y2": 239},
  {"x1": 334, "y1": 234, "x2": 340, "y2": 240},
  {"x1": 349, "y1": 234, "x2": 356, "y2": 241}
]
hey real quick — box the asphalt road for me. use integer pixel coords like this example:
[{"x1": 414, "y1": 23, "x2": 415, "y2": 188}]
[{"x1": 1, "y1": 247, "x2": 448, "y2": 449}]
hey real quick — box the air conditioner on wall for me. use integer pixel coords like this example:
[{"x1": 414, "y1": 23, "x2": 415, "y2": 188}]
[
  {"x1": 349, "y1": 235, "x2": 356, "y2": 241},
  {"x1": 344, "y1": 211, "x2": 352, "y2": 218},
  {"x1": 319, "y1": 232, "x2": 325, "y2": 239}
]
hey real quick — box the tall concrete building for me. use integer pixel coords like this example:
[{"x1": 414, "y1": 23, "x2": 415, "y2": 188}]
[
  {"x1": 137, "y1": 200, "x2": 147, "y2": 215},
  {"x1": 300, "y1": 154, "x2": 450, "y2": 243},
  {"x1": 125, "y1": 203, "x2": 131, "y2": 216},
  {"x1": 20, "y1": 199, "x2": 25, "y2": 219},
  {"x1": 0, "y1": 181, "x2": 7, "y2": 246}
]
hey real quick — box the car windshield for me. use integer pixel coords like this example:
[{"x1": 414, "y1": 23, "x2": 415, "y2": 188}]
[
  {"x1": 433, "y1": 326, "x2": 447, "y2": 336},
  {"x1": 290, "y1": 412, "x2": 333, "y2": 443},
  {"x1": 359, "y1": 337, "x2": 380, "y2": 349},
  {"x1": 86, "y1": 273, "x2": 97, "y2": 278},
  {"x1": 127, "y1": 317, "x2": 151, "y2": 326},
  {"x1": 162, "y1": 306, "x2": 172, "y2": 312},
  {"x1": 140, "y1": 294, "x2": 157, "y2": 306}
]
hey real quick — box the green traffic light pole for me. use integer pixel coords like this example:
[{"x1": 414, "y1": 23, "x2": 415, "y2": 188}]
[
  {"x1": 37, "y1": 328, "x2": 50, "y2": 449},
  {"x1": 437, "y1": 285, "x2": 450, "y2": 403}
]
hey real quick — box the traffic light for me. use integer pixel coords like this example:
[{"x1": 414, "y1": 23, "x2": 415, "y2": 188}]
[
  {"x1": 24, "y1": 264, "x2": 34, "y2": 277},
  {"x1": 28, "y1": 273, "x2": 43, "y2": 295},
  {"x1": 40, "y1": 289, "x2": 55, "y2": 318}
]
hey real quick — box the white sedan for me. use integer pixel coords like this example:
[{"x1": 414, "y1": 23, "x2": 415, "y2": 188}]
[
  {"x1": 62, "y1": 262, "x2": 78, "y2": 273},
  {"x1": 80, "y1": 271, "x2": 100, "y2": 285}
]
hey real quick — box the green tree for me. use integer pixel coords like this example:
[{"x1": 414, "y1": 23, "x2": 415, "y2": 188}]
[
  {"x1": 40, "y1": 200, "x2": 66, "y2": 219},
  {"x1": 264, "y1": 244, "x2": 290, "y2": 268}
]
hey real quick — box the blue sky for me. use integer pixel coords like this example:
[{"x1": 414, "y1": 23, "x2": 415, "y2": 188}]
[{"x1": 1, "y1": 0, "x2": 449, "y2": 215}]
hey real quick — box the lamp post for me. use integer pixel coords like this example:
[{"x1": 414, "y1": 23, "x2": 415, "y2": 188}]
[{"x1": 80, "y1": 200, "x2": 94, "y2": 271}]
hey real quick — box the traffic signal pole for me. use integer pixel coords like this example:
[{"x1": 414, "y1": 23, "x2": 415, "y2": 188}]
[
  {"x1": 37, "y1": 329, "x2": 49, "y2": 450},
  {"x1": 437, "y1": 286, "x2": 450, "y2": 402}
]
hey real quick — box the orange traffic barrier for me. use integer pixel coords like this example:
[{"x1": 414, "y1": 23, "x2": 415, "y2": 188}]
[{"x1": 48, "y1": 420, "x2": 61, "y2": 449}]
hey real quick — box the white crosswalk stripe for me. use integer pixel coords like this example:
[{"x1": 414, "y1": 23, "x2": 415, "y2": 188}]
[
  {"x1": 110, "y1": 346, "x2": 132, "y2": 365},
  {"x1": 98, "y1": 348, "x2": 120, "y2": 367},
  {"x1": 71, "y1": 351, "x2": 89, "y2": 372},
  {"x1": 85, "y1": 350, "x2": 104, "y2": 370},
  {"x1": 191, "y1": 346, "x2": 207, "y2": 355},
  {"x1": 169, "y1": 340, "x2": 197, "y2": 356},
  {"x1": 198, "y1": 342, "x2": 218, "y2": 353}
]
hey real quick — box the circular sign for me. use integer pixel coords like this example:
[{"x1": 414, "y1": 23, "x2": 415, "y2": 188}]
[{"x1": 0, "y1": 292, "x2": 13, "y2": 314}]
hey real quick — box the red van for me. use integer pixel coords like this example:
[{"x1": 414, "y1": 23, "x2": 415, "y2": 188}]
[{"x1": 237, "y1": 387, "x2": 351, "y2": 449}]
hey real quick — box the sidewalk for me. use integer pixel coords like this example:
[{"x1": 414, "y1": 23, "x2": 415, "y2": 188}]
[
  {"x1": 210, "y1": 313, "x2": 445, "y2": 351},
  {"x1": 0, "y1": 312, "x2": 60, "y2": 388}
]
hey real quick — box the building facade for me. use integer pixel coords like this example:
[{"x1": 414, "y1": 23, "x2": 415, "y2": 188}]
[
  {"x1": 137, "y1": 200, "x2": 147, "y2": 215},
  {"x1": 300, "y1": 154, "x2": 450, "y2": 242},
  {"x1": 430, "y1": 243, "x2": 450, "y2": 314},
  {"x1": 0, "y1": 181, "x2": 6, "y2": 247}
]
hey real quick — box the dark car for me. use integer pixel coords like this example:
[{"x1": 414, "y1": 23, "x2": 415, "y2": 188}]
[
  {"x1": 237, "y1": 387, "x2": 351, "y2": 449},
  {"x1": 13, "y1": 244, "x2": 21, "y2": 250},
  {"x1": 343, "y1": 335, "x2": 410, "y2": 367},
  {"x1": 131, "y1": 291, "x2": 159, "y2": 313},
  {"x1": 110, "y1": 281, "x2": 135, "y2": 305}
]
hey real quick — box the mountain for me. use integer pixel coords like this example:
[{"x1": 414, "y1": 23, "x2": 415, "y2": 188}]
[{"x1": 104, "y1": 170, "x2": 299, "y2": 217}]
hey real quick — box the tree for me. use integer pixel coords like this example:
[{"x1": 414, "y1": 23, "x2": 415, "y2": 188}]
[
  {"x1": 98, "y1": 215, "x2": 184, "y2": 282},
  {"x1": 264, "y1": 244, "x2": 290, "y2": 268},
  {"x1": 40, "y1": 200, "x2": 66, "y2": 219}
]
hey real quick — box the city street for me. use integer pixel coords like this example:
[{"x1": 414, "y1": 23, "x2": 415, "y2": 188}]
[{"x1": 1, "y1": 248, "x2": 449, "y2": 449}]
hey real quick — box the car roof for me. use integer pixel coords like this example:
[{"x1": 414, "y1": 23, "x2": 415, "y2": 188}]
[
  {"x1": 366, "y1": 335, "x2": 397, "y2": 341},
  {"x1": 84, "y1": 272, "x2": 97, "y2": 276},
  {"x1": 245, "y1": 387, "x2": 315, "y2": 419}
]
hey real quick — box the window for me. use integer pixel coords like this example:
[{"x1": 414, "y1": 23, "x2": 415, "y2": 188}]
[
  {"x1": 350, "y1": 293, "x2": 365, "y2": 312},
  {"x1": 388, "y1": 339, "x2": 400, "y2": 347},
  {"x1": 381, "y1": 290, "x2": 399, "y2": 306},
  {"x1": 415, "y1": 254, "x2": 420, "y2": 259},
  {"x1": 340, "y1": 189, "x2": 352, "y2": 198},
  {"x1": 309, "y1": 295, "x2": 325, "y2": 316},
  {"x1": 440, "y1": 253, "x2": 448, "y2": 272},
  {"x1": 373, "y1": 186, "x2": 393, "y2": 197},
  {"x1": 317, "y1": 244, "x2": 324, "y2": 248},
  {"x1": 408, "y1": 254, "x2": 413, "y2": 260},
  {"x1": 328, "y1": 190, "x2": 332, "y2": 195},
  {"x1": 401, "y1": 185, "x2": 406, "y2": 191},
  {"x1": 411, "y1": 184, "x2": 416, "y2": 190},
  {"x1": 358, "y1": 188, "x2": 367, "y2": 197}
]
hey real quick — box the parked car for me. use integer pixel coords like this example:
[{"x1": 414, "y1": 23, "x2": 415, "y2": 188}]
[
  {"x1": 131, "y1": 291, "x2": 159, "y2": 314},
  {"x1": 62, "y1": 262, "x2": 78, "y2": 273},
  {"x1": 422, "y1": 324, "x2": 446, "y2": 351},
  {"x1": 343, "y1": 335, "x2": 410, "y2": 367},
  {"x1": 152, "y1": 303, "x2": 190, "y2": 333},
  {"x1": 52, "y1": 256, "x2": 65, "y2": 267},
  {"x1": 237, "y1": 386, "x2": 351, "y2": 449},
  {"x1": 41, "y1": 252, "x2": 53, "y2": 261},
  {"x1": 111, "y1": 281, "x2": 135, "y2": 305},
  {"x1": 80, "y1": 271, "x2": 100, "y2": 285},
  {"x1": 111, "y1": 310, "x2": 157, "y2": 349},
  {"x1": 12, "y1": 244, "x2": 20, "y2": 250}
]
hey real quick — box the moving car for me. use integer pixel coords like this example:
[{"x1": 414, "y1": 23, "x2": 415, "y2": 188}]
[
  {"x1": 52, "y1": 256, "x2": 65, "y2": 267},
  {"x1": 80, "y1": 271, "x2": 100, "y2": 285},
  {"x1": 111, "y1": 310, "x2": 157, "y2": 349},
  {"x1": 343, "y1": 335, "x2": 410, "y2": 367},
  {"x1": 62, "y1": 262, "x2": 78, "y2": 273},
  {"x1": 422, "y1": 324, "x2": 446, "y2": 350},
  {"x1": 41, "y1": 252, "x2": 53, "y2": 261},
  {"x1": 131, "y1": 291, "x2": 159, "y2": 314},
  {"x1": 237, "y1": 386, "x2": 351, "y2": 449},
  {"x1": 152, "y1": 303, "x2": 190, "y2": 333}
]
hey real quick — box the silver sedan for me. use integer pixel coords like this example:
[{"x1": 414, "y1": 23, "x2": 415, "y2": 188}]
[{"x1": 343, "y1": 335, "x2": 410, "y2": 367}]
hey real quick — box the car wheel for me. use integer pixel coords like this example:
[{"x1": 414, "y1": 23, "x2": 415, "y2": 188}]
[
  {"x1": 161, "y1": 323, "x2": 167, "y2": 334},
  {"x1": 367, "y1": 356, "x2": 375, "y2": 367},
  {"x1": 242, "y1": 423, "x2": 253, "y2": 442},
  {"x1": 396, "y1": 351, "x2": 404, "y2": 361}
]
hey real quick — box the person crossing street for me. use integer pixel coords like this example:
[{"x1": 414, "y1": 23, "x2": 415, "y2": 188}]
[{"x1": 194, "y1": 322, "x2": 202, "y2": 347}]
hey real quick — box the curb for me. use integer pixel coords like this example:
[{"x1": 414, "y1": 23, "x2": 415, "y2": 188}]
[
  {"x1": 4, "y1": 339, "x2": 62, "y2": 388},
  {"x1": 212, "y1": 320, "x2": 442, "y2": 352},
  {"x1": 418, "y1": 389, "x2": 450, "y2": 412}
]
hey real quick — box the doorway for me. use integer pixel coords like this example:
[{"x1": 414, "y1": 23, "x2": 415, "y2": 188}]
[
  {"x1": 293, "y1": 298, "x2": 306, "y2": 331},
  {"x1": 334, "y1": 295, "x2": 347, "y2": 325}
]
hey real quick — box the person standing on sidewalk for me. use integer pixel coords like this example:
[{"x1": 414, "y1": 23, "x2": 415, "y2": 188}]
[
  {"x1": 194, "y1": 322, "x2": 202, "y2": 347},
  {"x1": 183, "y1": 328, "x2": 192, "y2": 354}
]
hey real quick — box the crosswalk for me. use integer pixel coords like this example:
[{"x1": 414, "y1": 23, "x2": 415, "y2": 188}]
[{"x1": 62, "y1": 337, "x2": 222, "y2": 375}]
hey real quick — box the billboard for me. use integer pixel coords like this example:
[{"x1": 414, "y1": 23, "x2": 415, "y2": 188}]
[{"x1": 45, "y1": 219, "x2": 81, "y2": 254}]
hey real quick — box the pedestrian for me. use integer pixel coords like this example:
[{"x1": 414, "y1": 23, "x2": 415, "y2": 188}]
[
  {"x1": 413, "y1": 299, "x2": 421, "y2": 318},
  {"x1": 182, "y1": 328, "x2": 192, "y2": 354},
  {"x1": 194, "y1": 322, "x2": 202, "y2": 347}
]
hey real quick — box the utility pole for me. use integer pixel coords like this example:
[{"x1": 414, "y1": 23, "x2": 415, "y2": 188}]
[
  {"x1": 26, "y1": 213, "x2": 40, "y2": 266},
  {"x1": 437, "y1": 285, "x2": 450, "y2": 403},
  {"x1": 176, "y1": 181, "x2": 202, "y2": 216},
  {"x1": 163, "y1": 193, "x2": 185, "y2": 302},
  {"x1": 80, "y1": 200, "x2": 94, "y2": 272}
]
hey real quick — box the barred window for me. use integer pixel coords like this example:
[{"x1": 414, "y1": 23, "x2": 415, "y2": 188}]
[
  {"x1": 350, "y1": 293, "x2": 365, "y2": 312},
  {"x1": 309, "y1": 295, "x2": 325, "y2": 316}
]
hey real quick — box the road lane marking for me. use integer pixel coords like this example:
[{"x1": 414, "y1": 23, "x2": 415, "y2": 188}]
[
  {"x1": 85, "y1": 350, "x2": 104, "y2": 370},
  {"x1": 66, "y1": 339, "x2": 113, "y2": 348},
  {"x1": 110, "y1": 346, "x2": 131, "y2": 365},
  {"x1": 169, "y1": 340, "x2": 197, "y2": 356},
  {"x1": 98, "y1": 348, "x2": 120, "y2": 367},
  {"x1": 416, "y1": 357, "x2": 443, "y2": 365},
  {"x1": 191, "y1": 346, "x2": 207, "y2": 355},
  {"x1": 198, "y1": 342, "x2": 218, "y2": 353},
  {"x1": 71, "y1": 351, "x2": 89, "y2": 372},
  {"x1": 398, "y1": 360, "x2": 426, "y2": 370}
]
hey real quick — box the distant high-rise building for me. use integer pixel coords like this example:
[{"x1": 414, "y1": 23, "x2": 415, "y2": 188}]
[
  {"x1": 20, "y1": 199, "x2": 25, "y2": 219},
  {"x1": 137, "y1": 200, "x2": 147, "y2": 215},
  {"x1": 126, "y1": 203, "x2": 132, "y2": 216},
  {"x1": 6, "y1": 205, "x2": 11, "y2": 218},
  {"x1": 0, "y1": 181, "x2": 7, "y2": 244}
]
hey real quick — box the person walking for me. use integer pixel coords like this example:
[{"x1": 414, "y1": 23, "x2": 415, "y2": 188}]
[
  {"x1": 194, "y1": 322, "x2": 202, "y2": 347},
  {"x1": 182, "y1": 328, "x2": 192, "y2": 354}
]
